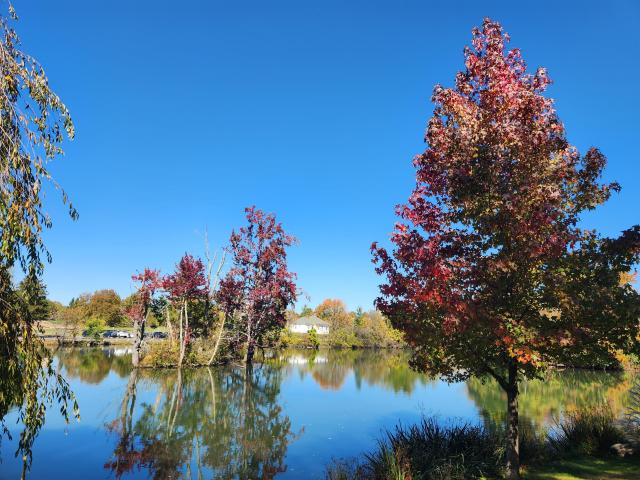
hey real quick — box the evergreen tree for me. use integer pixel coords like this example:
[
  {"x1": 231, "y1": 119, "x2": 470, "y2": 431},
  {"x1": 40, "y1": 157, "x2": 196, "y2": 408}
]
[{"x1": 18, "y1": 276, "x2": 52, "y2": 321}]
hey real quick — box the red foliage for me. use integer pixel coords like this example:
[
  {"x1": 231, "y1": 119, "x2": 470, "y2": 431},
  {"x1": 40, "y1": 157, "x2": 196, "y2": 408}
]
[
  {"x1": 217, "y1": 207, "x2": 297, "y2": 353},
  {"x1": 162, "y1": 254, "x2": 208, "y2": 303},
  {"x1": 125, "y1": 268, "x2": 160, "y2": 323}
]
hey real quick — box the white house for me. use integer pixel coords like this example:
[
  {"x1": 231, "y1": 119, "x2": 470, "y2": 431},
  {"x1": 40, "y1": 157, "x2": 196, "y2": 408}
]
[
  {"x1": 288, "y1": 315, "x2": 330, "y2": 335},
  {"x1": 287, "y1": 354, "x2": 328, "y2": 365}
]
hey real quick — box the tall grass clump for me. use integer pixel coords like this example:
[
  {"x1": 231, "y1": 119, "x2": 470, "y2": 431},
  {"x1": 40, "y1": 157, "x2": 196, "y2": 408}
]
[
  {"x1": 548, "y1": 404, "x2": 626, "y2": 457},
  {"x1": 363, "y1": 418, "x2": 503, "y2": 479},
  {"x1": 326, "y1": 460, "x2": 366, "y2": 480},
  {"x1": 623, "y1": 381, "x2": 640, "y2": 443}
]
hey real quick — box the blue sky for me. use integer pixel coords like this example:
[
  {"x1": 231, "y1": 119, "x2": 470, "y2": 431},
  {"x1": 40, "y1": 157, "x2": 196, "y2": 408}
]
[{"x1": 19, "y1": 0, "x2": 639, "y2": 310}]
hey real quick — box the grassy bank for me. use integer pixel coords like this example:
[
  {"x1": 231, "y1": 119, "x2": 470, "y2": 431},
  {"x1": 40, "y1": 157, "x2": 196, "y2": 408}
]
[{"x1": 42, "y1": 337, "x2": 134, "y2": 347}]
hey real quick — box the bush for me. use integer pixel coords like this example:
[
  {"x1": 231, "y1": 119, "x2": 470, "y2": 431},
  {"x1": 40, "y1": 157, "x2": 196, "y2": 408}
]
[
  {"x1": 85, "y1": 317, "x2": 105, "y2": 341},
  {"x1": 140, "y1": 340, "x2": 180, "y2": 368},
  {"x1": 186, "y1": 336, "x2": 234, "y2": 365},
  {"x1": 548, "y1": 404, "x2": 626, "y2": 457},
  {"x1": 147, "y1": 311, "x2": 160, "y2": 329},
  {"x1": 329, "y1": 328, "x2": 362, "y2": 349},
  {"x1": 140, "y1": 336, "x2": 234, "y2": 367},
  {"x1": 279, "y1": 329, "x2": 327, "y2": 349},
  {"x1": 278, "y1": 328, "x2": 293, "y2": 348},
  {"x1": 308, "y1": 328, "x2": 320, "y2": 350}
]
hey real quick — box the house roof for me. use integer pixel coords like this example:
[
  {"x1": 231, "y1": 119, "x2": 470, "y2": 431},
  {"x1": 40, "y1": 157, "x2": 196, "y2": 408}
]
[{"x1": 291, "y1": 315, "x2": 330, "y2": 327}]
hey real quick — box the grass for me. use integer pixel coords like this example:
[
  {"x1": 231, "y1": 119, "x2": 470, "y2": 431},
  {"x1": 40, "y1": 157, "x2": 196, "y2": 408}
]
[
  {"x1": 367, "y1": 418, "x2": 504, "y2": 479},
  {"x1": 547, "y1": 405, "x2": 626, "y2": 457},
  {"x1": 524, "y1": 456, "x2": 640, "y2": 479}
]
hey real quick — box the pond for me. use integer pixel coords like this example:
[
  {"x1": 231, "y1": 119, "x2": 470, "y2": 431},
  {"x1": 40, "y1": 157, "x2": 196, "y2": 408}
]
[{"x1": 1, "y1": 348, "x2": 635, "y2": 479}]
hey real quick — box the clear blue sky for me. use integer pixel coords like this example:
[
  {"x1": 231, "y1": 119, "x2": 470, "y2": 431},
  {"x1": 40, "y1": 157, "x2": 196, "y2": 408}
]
[{"x1": 19, "y1": 0, "x2": 639, "y2": 310}]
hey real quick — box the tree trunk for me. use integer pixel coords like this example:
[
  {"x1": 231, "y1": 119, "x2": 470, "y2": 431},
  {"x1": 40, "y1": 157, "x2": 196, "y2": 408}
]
[
  {"x1": 243, "y1": 320, "x2": 253, "y2": 367},
  {"x1": 122, "y1": 369, "x2": 138, "y2": 422},
  {"x1": 178, "y1": 302, "x2": 187, "y2": 368},
  {"x1": 245, "y1": 341, "x2": 255, "y2": 365},
  {"x1": 178, "y1": 303, "x2": 184, "y2": 349},
  {"x1": 207, "y1": 312, "x2": 226, "y2": 366},
  {"x1": 165, "y1": 305, "x2": 175, "y2": 344},
  {"x1": 505, "y1": 361, "x2": 520, "y2": 480},
  {"x1": 132, "y1": 318, "x2": 145, "y2": 367}
]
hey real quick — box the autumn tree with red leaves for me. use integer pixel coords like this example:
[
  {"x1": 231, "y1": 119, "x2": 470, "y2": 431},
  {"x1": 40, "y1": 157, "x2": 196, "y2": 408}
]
[
  {"x1": 125, "y1": 268, "x2": 160, "y2": 367},
  {"x1": 372, "y1": 19, "x2": 640, "y2": 479},
  {"x1": 162, "y1": 254, "x2": 209, "y2": 367},
  {"x1": 217, "y1": 207, "x2": 297, "y2": 367}
]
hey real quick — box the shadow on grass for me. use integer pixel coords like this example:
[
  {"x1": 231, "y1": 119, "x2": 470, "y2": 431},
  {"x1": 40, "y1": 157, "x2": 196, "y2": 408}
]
[{"x1": 524, "y1": 456, "x2": 640, "y2": 480}]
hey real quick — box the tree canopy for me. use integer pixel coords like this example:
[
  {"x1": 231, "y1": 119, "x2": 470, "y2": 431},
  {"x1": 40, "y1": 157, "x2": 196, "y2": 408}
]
[{"x1": 17, "y1": 275, "x2": 51, "y2": 321}]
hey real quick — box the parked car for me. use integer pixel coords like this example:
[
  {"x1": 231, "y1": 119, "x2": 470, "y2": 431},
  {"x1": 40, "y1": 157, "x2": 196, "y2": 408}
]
[
  {"x1": 103, "y1": 330, "x2": 117, "y2": 338},
  {"x1": 152, "y1": 331, "x2": 168, "y2": 339},
  {"x1": 113, "y1": 330, "x2": 133, "y2": 338}
]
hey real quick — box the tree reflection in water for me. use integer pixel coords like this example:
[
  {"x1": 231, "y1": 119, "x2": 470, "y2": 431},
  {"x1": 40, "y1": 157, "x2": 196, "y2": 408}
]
[
  {"x1": 57, "y1": 347, "x2": 131, "y2": 384},
  {"x1": 102, "y1": 364, "x2": 296, "y2": 479},
  {"x1": 277, "y1": 349, "x2": 431, "y2": 393},
  {"x1": 466, "y1": 369, "x2": 636, "y2": 432}
]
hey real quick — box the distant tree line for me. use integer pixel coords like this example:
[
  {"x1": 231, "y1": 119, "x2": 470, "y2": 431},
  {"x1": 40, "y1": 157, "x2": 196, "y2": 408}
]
[{"x1": 17, "y1": 278, "x2": 162, "y2": 332}]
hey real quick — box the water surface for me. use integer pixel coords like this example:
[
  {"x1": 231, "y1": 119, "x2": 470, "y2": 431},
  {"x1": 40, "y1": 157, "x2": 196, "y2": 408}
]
[{"x1": 1, "y1": 348, "x2": 634, "y2": 479}]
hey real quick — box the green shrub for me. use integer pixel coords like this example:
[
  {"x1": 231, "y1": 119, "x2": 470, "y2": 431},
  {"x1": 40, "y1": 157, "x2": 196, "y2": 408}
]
[
  {"x1": 547, "y1": 404, "x2": 626, "y2": 457},
  {"x1": 140, "y1": 336, "x2": 234, "y2": 367},
  {"x1": 85, "y1": 317, "x2": 105, "y2": 341},
  {"x1": 329, "y1": 328, "x2": 362, "y2": 349},
  {"x1": 279, "y1": 329, "x2": 326, "y2": 349},
  {"x1": 140, "y1": 340, "x2": 180, "y2": 368},
  {"x1": 186, "y1": 336, "x2": 235, "y2": 365},
  {"x1": 147, "y1": 311, "x2": 160, "y2": 329},
  {"x1": 308, "y1": 328, "x2": 320, "y2": 350},
  {"x1": 279, "y1": 328, "x2": 294, "y2": 348}
]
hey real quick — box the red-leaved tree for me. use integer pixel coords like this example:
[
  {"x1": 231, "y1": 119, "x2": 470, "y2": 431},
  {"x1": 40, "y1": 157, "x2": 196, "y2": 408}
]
[
  {"x1": 217, "y1": 207, "x2": 297, "y2": 366},
  {"x1": 126, "y1": 268, "x2": 160, "y2": 367},
  {"x1": 162, "y1": 254, "x2": 209, "y2": 367},
  {"x1": 372, "y1": 19, "x2": 640, "y2": 479}
]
